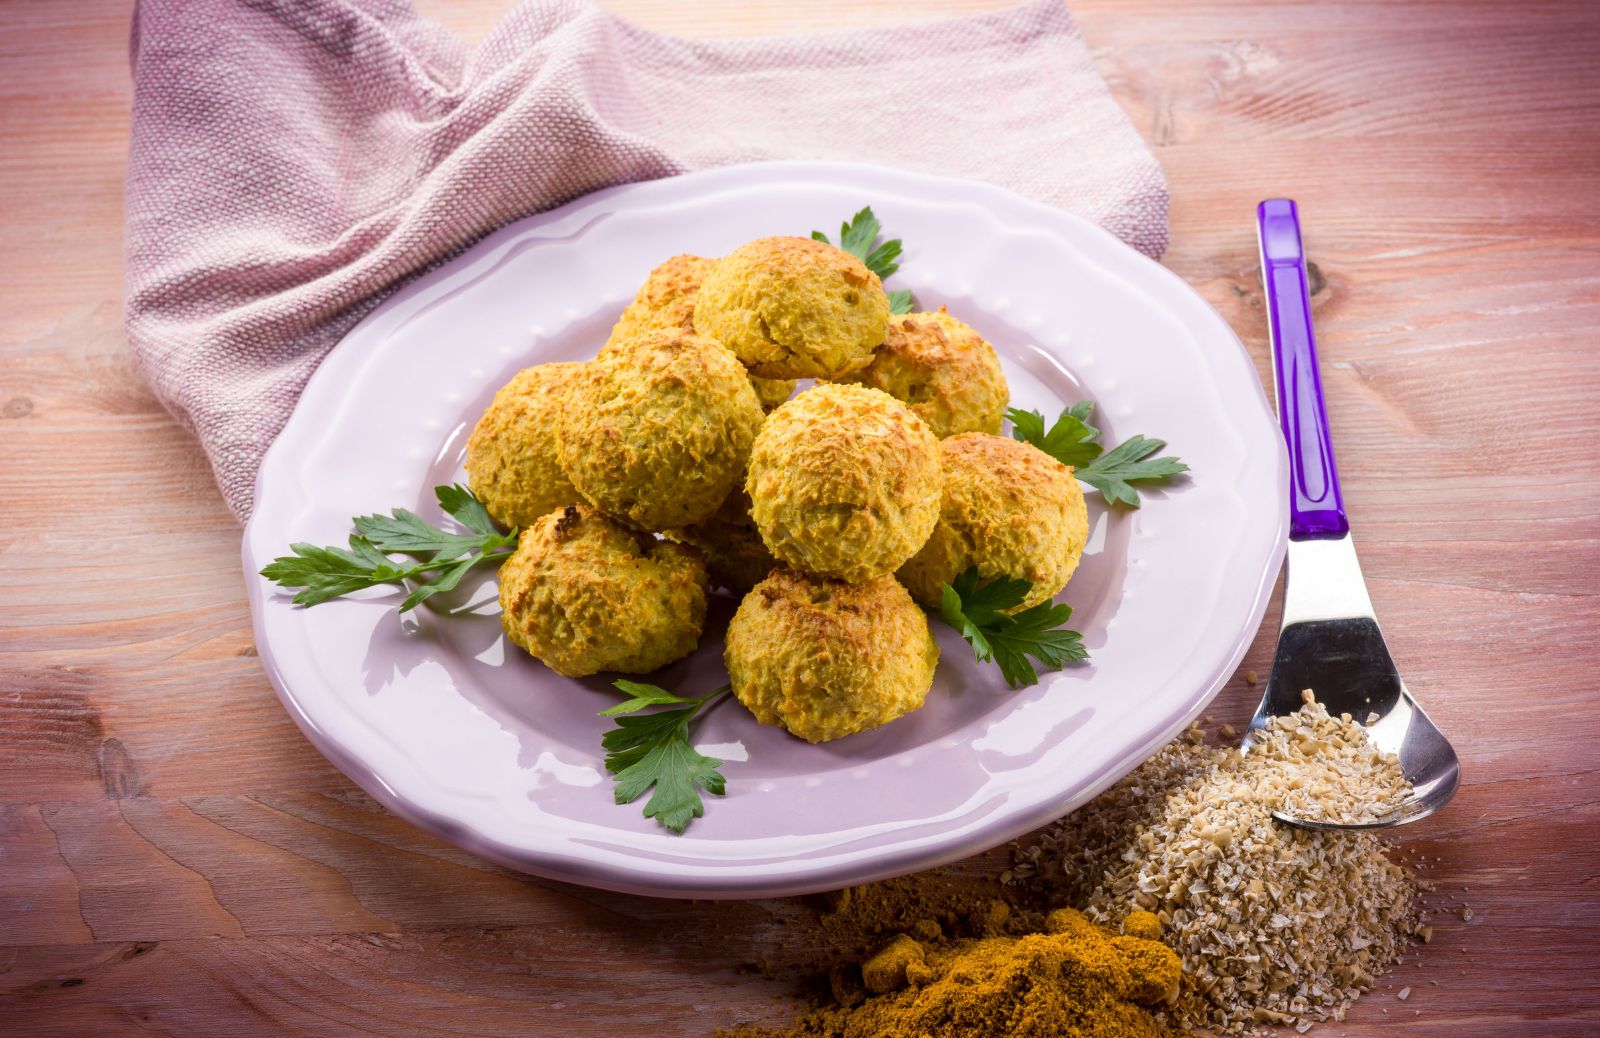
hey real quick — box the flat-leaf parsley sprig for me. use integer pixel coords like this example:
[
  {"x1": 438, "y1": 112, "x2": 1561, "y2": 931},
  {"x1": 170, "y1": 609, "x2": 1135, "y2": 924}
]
[
  {"x1": 1007, "y1": 401, "x2": 1189, "y2": 509},
  {"x1": 937, "y1": 567, "x2": 1088, "y2": 689},
  {"x1": 813, "y1": 207, "x2": 914, "y2": 315},
  {"x1": 260, "y1": 484, "x2": 518, "y2": 611},
  {"x1": 600, "y1": 680, "x2": 730, "y2": 834}
]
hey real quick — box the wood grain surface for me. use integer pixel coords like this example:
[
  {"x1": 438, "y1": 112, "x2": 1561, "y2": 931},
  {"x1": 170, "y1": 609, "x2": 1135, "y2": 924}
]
[{"x1": 3, "y1": 1, "x2": 1598, "y2": 1034}]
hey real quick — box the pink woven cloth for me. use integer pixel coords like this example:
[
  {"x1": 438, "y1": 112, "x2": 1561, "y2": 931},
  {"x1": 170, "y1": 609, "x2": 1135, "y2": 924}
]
[{"x1": 124, "y1": 0, "x2": 1167, "y2": 520}]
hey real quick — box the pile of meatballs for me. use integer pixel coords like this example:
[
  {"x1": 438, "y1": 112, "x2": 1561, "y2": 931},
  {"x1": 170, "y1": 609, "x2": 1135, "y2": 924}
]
[{"x1": 465, "y1": 235, "x2": 1089, "y2": 744}]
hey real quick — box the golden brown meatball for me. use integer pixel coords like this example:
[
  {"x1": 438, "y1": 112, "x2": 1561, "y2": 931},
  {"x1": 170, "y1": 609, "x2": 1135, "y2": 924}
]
[
  {"x1": 746, "y1": 384, "x2": 942, "y2": 584},
  {"x1": 898, "y1": 433, "x2": 1089, "y2": 611},
  {"x1": 662, "y1": 488, "x2": 777, "y2": 594},
  {"x1": 602, "y1": 254, "x2": 797, "y2": 411},
  {"x1": 725, "y1": 569, "x2": 939, "y2": 743},
  {"x1": 561, "y1": 329, "x2": 764, "y2": 531},
  {"x1": 498, "y1": 503, "x2": 707, "y2": 677},
  {"x1": 748, "y1": 374, "x2": 796, "y2": 411},
  {"x1": 604, "y1": 254, "x2": 711, "y2": 348},
  {"x1": 694, "y1": 236, "x2": 889, "y2": 380},
  {"x1": 845, "y1": 307, "x2": 1009, "y2": 437},
  {"x1": 464, "y1": 362, "x2": 583, "y2": 529}
]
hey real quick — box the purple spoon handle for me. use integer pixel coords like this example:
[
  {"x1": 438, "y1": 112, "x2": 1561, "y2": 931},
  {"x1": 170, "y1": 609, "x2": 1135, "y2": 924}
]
[{"x1": 1257, "y1": 198, "x2": 1349, "y2": 540}]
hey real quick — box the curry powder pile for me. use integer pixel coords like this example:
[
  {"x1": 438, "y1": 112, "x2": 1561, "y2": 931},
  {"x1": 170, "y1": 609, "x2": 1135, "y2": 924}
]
[{"x1": 727, "y1": 881, "x2": 1181, "y2": 1038}]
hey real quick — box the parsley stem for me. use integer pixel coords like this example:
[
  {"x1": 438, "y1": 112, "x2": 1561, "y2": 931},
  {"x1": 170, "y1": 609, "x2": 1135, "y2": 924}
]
[
  {"x1": 377, "y1": 550, "x2": 510, "y2": 586},
  {"x1": 412, "y1": 546, "x2": 515, "y2": 568},
  {"x1": 691, "y1": 684, "x2": 734, "y2": 720}
]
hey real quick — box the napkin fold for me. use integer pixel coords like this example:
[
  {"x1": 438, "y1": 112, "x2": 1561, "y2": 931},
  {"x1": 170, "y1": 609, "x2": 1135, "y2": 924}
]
[{"x1": 124, "y1": 0, "x2": 1167, "y2": 519}]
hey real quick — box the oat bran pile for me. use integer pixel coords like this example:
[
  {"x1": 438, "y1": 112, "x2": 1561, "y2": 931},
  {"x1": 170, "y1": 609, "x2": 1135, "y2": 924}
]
[{"x1": 1014, "y1": 694, "x2": 1424, "y2": 1033}]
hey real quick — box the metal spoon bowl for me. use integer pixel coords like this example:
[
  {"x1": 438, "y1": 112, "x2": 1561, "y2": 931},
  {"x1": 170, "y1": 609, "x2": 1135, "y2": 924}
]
[
  {"x1": 1239, "y1": 537, "x2": 1461, "y2": 830},
  {"x1": 1248, "y1": 199, "x2": 1461, "y2": 831}
]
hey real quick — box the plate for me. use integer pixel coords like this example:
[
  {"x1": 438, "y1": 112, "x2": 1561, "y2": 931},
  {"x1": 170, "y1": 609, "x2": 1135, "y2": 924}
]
[{"x1": 243, "y1": 161, "x2": 1287, "y2": 899}]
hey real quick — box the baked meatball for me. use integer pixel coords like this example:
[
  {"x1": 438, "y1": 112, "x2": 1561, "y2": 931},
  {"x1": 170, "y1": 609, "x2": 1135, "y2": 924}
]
[
  {"x1": 663, "y1": 487, "x2": 777, "y2": 595},
  {"x1": 898, "y1": 433, "x2": 1089, "y2": 611},
  {"x1": 464, "y1": 361, "x2": 583, "y2": 529},
  {"x1": 604, "y1": 254, "x2": 711, "y2": 349},
  {"x1": 725, "y1": 569, "x2": 939, "y2": 743},
  {"x1": 561, "y1": 329, "x2": 764, "y2": 531},
  {"x1": 846, "y1": 307, "x2": 1008, "y2": 437},
  {"x1": 694, "y1": 236, "x2": 889, "y2": 380},
  {"x1": 498, "y1": 503, "x2": 707, "y2": 677},
  {"x1": 602, "y1": 254, "x2": 796, "y2": 411},
  {"x1": 748, "y1": 374, "x2": 795, "y2": 411},
  {"x1": 746, "y1": 384, "x2": 942, "y2": 584}
]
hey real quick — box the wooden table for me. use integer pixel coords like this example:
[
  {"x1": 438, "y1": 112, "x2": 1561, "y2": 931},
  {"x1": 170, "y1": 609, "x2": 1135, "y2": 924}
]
[{"x1": 3, "y1": 1, "x2": 1597, "y2": 1033}]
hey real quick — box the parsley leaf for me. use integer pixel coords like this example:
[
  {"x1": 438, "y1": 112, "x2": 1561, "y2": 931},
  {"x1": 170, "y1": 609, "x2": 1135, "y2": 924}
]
[
  {"x1": 436, "y1": 483, "x2": 500, "y2": 536},
  {"x1": 940, "y1": 566, "x2": 1029, "y2": 630},
  {"x1": 814, "y1": 206, "x2": 914, "y2": 312},
  {"x1": 937, "y1": 567, "x2": 1088, "y2": 688},
  {"x1": 1077, "y1": 436, "x2": 1190, "y2": 509},
  {"x1": 259, "y1": 537, "x2": 413, "y2": 607},
  {"x1": 600, "y1": 679, "x2": 703, "y2": 716},
  {"x1": 1008, "y1": 401, "x2": 1188, "y2": 508},
  {"x1": 818, "y1": 208, "x2": 899, "y2": 278},
  {"x1": 352, "y1": 507, "x2": 484, "y2": 557},
  {"x1": 261, "y1": 485, "x2": 518, "y2": 611},
  {"x1": 987, "y1": 601, "x2": 1088, "y2": 688},
  {"x1": 600, "y1": 682, "x2": 730, "y2": 834},
  {"x1": 1005, "y1": 405, "x2": 1103, "y2": 468}
]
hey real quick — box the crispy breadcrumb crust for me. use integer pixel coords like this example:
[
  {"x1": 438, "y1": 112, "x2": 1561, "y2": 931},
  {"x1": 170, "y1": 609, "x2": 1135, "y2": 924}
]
[
  {"x1": 562, "y1": 328, "x2": 764, "y2": 531},
  {"x1": 725, "y1": 569, "x2": 938, "y2": 743},
  {"x1": 695, "y1": 236, "x2": 888, "y2": 380},
  {"x1": 603, "y1": 254, "x2": 796, "y2": 410},
  {"x1": 464, "y1": 361, "x2": 584, "y2": 529},
  {"x1": 498, "y1": 502, "x2": 707, "y2": 677},
  {"x1": 747, "y1": 384, "x2": 942, "y2": 584},
  {"x1": 844, "y1": 307, "x2": 1009, "y2": 437},
  {"x1": 898, "y1": 433, "x2": 1088, "y2": 610},
  {"x1": 662, "y1": 487, "x2": 777, "y2": 594}
]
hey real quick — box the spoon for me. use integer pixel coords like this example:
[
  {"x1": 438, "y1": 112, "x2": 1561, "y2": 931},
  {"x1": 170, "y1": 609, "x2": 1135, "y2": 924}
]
[{"x1": 1241, "y1": 198, "x2": 1460, "y2": 831}]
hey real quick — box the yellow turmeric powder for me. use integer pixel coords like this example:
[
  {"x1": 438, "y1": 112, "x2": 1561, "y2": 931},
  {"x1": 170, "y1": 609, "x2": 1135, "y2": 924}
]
[{"x1": 728, "y1": 887, "x2": 1181, "y2": 1038}]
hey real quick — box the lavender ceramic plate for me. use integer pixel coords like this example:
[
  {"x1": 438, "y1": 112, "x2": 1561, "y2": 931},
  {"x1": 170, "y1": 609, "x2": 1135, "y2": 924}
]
[{"x1": 243, "y1": 161, "x2": 1287, "y2": 899}]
